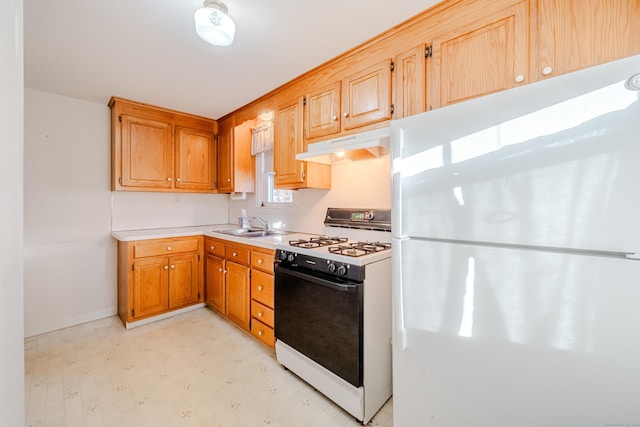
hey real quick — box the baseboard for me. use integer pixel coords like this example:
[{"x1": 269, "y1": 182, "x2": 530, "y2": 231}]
[{"x1": 24, "y1": 306, "x2": 118, "y2": 338}]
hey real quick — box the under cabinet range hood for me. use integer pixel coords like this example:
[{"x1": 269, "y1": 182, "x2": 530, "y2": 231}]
[{"x1": 295, "y1": 127, "x2": 390, "y2": 164}]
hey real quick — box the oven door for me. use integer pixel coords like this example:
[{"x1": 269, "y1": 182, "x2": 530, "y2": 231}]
[{"x1": 274, "y1": 263, "x2": 363, "y2": 387}]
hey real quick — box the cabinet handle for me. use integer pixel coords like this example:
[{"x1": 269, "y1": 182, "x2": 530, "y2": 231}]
[
  {"x1": 176, "y1": 178, "x2": 181, "y2": 182},
  {"x1": 211, "y1": 246, "x2": 215, "y2": 250},
  {"x1": 258, "y1": 259, "x2": 263, "y2": 264},
  {"x1": 514, "y1": 74, "x2": 524, "y2": 83},
  {"x1": 232, "y1": 252, "x2": 238, "y2": 257},
  {"x1": 170, "y1": 265, "x2": 175, "y2": 269},
  {"x1": 218, "y1": 267, "x2": 223, "y2": 272},
  {"x1": 332, "y1": 115, "x2": 338, "y2": 121},
  {"x1": 227, "y1": 178, "x2": 231, "y2": 182},
  {"x1": 258, "y1": 330, "x2": 263, "y2": 336},
  {"x1": 258, "y1": 312, "x2": 263, "y2": 317},
  {"x1": 542, "y1": 66, "x2": 553, "y2": 76},
  {"x1": 167, "y1": 177, "x2": 172, "y2": 182},
  {"x1": 258, "y1": 285, "x2": 263, "y2": 291},
  {"x1": 167, "y1": 246, "x2": 172, "y2": 251},
  {"x1": 342, "y1": 111, "x2": 349, "y2": 118},
  {"x1": 164, "y1": 265, "x2": 169, "y2": 270}
]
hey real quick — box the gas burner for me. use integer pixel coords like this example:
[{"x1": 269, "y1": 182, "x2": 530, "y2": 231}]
[
  {"x1": 327, "y1": 241, "x2": 392, "y2": 257},
  {"x1": 289, "y1": 236, "x2": 348, "y2": 249}
]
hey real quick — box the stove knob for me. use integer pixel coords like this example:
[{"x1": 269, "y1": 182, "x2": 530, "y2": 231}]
[
  {"x1": 279, "y1": 251, "x2": 288, "y2": 261},
  {"x1": 337, "y1": 265, "x2": 347, "y2": 275},
  {"x1": 287, "y1": 253, "x2": 296, "y2": 263},
  {"x1": 327, "y1": 262, "x2": 336, "y2": 273}
]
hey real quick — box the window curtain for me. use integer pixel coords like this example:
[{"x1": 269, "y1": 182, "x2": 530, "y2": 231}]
[{"x1": 251, "y1": 122, "x2": 274, "y2": 155}]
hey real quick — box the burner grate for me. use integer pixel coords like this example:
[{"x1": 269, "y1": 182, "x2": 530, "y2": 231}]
[
  {"x1": 289, "y1": 236, "x2": 348, "y2": 249},
  {"x1": 328, "y1": 241, "x2": 392, "y2": 257}
]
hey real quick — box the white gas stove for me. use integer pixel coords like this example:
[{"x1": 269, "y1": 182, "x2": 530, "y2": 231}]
[{"x1": 274, "y1": 208, "x2": 392, "y2": 425}]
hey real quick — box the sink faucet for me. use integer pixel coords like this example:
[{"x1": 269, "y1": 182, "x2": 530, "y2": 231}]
[{"x1": 252, "y1": 217, "x2": 271, "y2": 230}]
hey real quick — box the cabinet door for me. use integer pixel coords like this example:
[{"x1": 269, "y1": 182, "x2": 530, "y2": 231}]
[
  {"x1": 205, "y1": 253, "x2": 225, "y2": 313},
  {"x1": 121, "y1": 115, "x2": 173, "y2": 189},
  {"x1": 394, "y1": 45, "x2": 427, "y2": 119},
  {"x1": 175, "y1": 126, "x2": 215, "y2": 191},
  {"x1": 216, "y1": 122, "x2": 233, "y2": 193},
  {"x1": 535, "y1": 0, "x2": 640, "y2": 80},
  {"x1": 274, "y1": 97, "x2": 305, "y2": 187},
  {"x1": 168, "y1": 253, "x2": 200, "y2": 309},
  {"x1": 133, "y1": 257, "x2": 169, "y2": 318},
  {"x1": 428, "y1": 1, "x2": 529, "y2": 109},
  {"x1": 225, "y1": 261, "x2": 250, "y2": 330},
  {"x1": 342, "y1": 59, "x2": 392, "y2": 130},
  {"x1": 304, "y1": 81, "x2": 341, "y2": 140}
]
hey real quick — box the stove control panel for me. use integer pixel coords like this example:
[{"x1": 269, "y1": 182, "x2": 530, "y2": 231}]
[{"x1": 276, "y1": 249, "x2": 364, "y2": 282}]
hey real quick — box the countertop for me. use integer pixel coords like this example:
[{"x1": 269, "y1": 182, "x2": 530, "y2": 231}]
[{"x1": 111, "y1": 224, "x2": 318, "y2": 251}]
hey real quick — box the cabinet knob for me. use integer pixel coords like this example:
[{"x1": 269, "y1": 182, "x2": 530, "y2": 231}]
[
  {"x1": 514, "y1": 74, "x2": 524, "y2": 83},
  {"x1": 258, "y1": 259, "x2": 263, "y2": 264},
  {"x1": 170, "y1": 265, "x2": 175, "y2": 269},
  {"x1": 258, "y1": 312, "x2": 263, "y2": 317},
  {"x1": 232, "y1": 252, "x2": 238, "y2": 257},
  {"x1": 167, "y1": 246, "x2": 172, "y2": 251},
  {"x1": 176, "y1": 178, "x2": 181, "y2": 182},
  {"x1": 211, "y1": 246, "x2": 215, "y2": 250},
  {"x1": 542, "y1": 66, "x2": 553, "y2": 76},
  {"x1": 227, "y1": 178, "x2": 231, "y2": 182},
  {"x1": 332, "y1": 115, "x2": 338, "y2": 121},
  {"x1": 258, "y1": 331, "x2": 264, "y2": 336},
  {"x1": 167, "y1": 177, "x2": 172, "y2": 182},
  {"x1": 258, "y1": 285, "x2": 263, "y2": 291},
  {"x1": 164, "y1": 265, "x2": 169, "y2": 270},
  {"x1": 342, "y1": 112, "x2": 349, "y2": 118},
  {"x1": 218, "y1": 267, "x2": 223, "y2": 272}
]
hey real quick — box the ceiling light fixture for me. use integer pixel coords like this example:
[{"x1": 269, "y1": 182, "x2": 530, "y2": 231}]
[{"x1": 194, "y1": 0, "x2": 235, "y2": 47}]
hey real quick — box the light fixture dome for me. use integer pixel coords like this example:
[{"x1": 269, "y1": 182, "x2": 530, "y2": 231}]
[{"x1": 194, "y1": 0, "x2": 235, "y2": 46}]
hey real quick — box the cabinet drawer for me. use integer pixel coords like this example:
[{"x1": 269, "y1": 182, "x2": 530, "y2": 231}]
[
  {"x1": 226, "y1": 244, "x2": 250, "y2": 265},
  {"x1": 251, "y1": 319, "x2": 275, "y2": 348},
  {"x1": 251, "y1": 300, "x2": 274, "y2": 327},
  {"x1": 133, "y1": 237, "x2": 200, "y2": 258},
  {"x1": 251, "y1": 270, "x2": 274, "y2": 308},
  {"x1": 251, "y1": 250, "x2": 275, "y2": 273},
  {"x1": 204, "y1": 237, "x2": 225, "y2": 257}
]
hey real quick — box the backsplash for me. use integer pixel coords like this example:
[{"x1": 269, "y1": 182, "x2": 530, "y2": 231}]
[{"x1": 111, "y1": 192, "x2": 229, "y2": 231}]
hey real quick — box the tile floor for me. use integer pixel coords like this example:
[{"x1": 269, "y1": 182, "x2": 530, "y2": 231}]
[{"x1": 24, "y1": 308, "x2": 393, "y2": 427}]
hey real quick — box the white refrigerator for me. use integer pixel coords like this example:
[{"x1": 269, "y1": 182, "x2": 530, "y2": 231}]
[{"x1": 390, "y1": 53, "x2": 640, "y2": 426}]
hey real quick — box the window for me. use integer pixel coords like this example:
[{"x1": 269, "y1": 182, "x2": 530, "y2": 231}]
[{"x1": 256, "y1": 150, "x2": 294, "y2": 207}]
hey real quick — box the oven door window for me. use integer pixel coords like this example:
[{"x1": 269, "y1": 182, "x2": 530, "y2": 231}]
[{"x1": 275, "y1": 265, "x2": 363, "y2": 387}]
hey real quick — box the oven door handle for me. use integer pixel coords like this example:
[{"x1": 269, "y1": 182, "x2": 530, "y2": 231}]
[{"x1": 275, "y1": 265, "x2": 360, "y2": 292}]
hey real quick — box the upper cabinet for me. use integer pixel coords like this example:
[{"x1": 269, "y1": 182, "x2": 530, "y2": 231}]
[
  {"x1": 110, "y1": 97, "x2": 217, "y2": 193},
  {"x1": 275, "y1": 95, "x2": 331, "y2": 189},
  {"x1": 216, "y1": 116, "x2": 255, "y2": 194},
  {"x1": 303, "y1": 59, "x2": 393, "y2": 140},
  {"x1": 427, "y1": 0, "x2": 529, "y2": 110},
  {"x1": 534, "y1": 0, "x2": 640, "y2": 80}
]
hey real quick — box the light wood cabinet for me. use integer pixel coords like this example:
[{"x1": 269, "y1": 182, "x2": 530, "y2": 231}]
[
  {"x1": 427, "y1": 0, "x2": 529, "y2": 110},
  {"x1": 304, "y1": 81, "x2": 341, "y2": 140},
  {"x1": 204, "y1": 237, "x2": 251, "y2": 331},
  {"x1": 342, "y1": 59, "x2": 393, "y2": 130},
  {"x1": 274, "y1": 96, "x2": 331, "y2": 190},
  {"x1": 250, "y1": 249, "x2": 276, "y2": 349},
  {"x1": 216, "y1": 117, "x2": 256, "y2": 194},
  {"x1": 534, "y1": 0, "x2": 640, "y2": 81},
  {"x1": 117, "y1": 236, "x2": 203, "y2": 325},
  {"x1": 394, "y1": 44, "x2": 427, "y2": 119},
  {"x1": 110, "y1": 97, "x2": 217, "y2": 193}
]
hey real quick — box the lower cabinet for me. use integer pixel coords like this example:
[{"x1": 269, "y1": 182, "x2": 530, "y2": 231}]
[
  {"x1": 117, "y1": 236, "x2": 203, "y2": 325},
  {"x1": 204, "y1": 237, "x2": 276, "y2": 348}
]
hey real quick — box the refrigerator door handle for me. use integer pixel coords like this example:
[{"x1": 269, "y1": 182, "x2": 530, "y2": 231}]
[
  {"x1": 624, "y1": 252, "x2": 640, "y2": 260},
  {"x1": 392, "y1": 237, "x2": 408, "y2": 350}
]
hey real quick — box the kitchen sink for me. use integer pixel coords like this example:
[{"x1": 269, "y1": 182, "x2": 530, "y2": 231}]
[{"x1": 215, "y1": 228, "x2": 288, "y2": 238}]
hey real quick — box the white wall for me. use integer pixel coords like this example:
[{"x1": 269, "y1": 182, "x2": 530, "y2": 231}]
[
  {"x1": 23, "y1": 90, "x2": 231, "y2": 337},
  {"x1": 229, "y1": 157, "x2": 391, "y2": 234},
  {"x1": 0, "y1": 0, "x2": 25, "y2": 425},
  {"x1": 23, "y1": 89, "x2": 116, "y2": 337}
]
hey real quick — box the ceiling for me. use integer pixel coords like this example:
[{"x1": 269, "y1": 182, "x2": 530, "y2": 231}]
[{"x1": 24, "y1": 0, "x2": 441, "y2": 119}]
